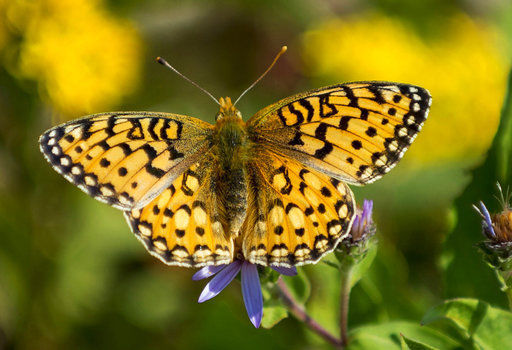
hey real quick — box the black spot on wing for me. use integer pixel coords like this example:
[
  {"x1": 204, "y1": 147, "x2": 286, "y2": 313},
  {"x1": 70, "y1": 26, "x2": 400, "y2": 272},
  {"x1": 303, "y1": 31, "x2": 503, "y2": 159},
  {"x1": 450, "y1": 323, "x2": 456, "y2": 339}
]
[
  {"x1": 319, "y1": 94, "x2": 338, "y2": 118},
  {"x1": 148, "y1": 118, "x2": 159, "y2": 140},
  {"x1": 314, "y1": 141, "x2": 333, "y2": 159},
  {"x1": 298, "y1": 98, "x2": 315, "y2": 122}
]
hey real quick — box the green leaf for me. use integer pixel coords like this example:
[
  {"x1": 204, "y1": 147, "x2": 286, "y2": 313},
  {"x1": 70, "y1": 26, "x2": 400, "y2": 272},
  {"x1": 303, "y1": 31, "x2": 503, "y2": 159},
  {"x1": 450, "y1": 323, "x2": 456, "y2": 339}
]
[
  {"x1": 260, "y1": 270, "x2": 308, "y2": 329},
  {"x1": 400, "y1": 334, "x2": 439, "y2": 350},
  {"x1": 422, "y1": 298, "x2": 512, "y2": 349},
  {"x1": 261, "y1": 298, "x2": 289, "y2": 329},
  {"x1": 349, "y1": 240, "x2": 378, "y2": 288},
  {"x1": 497, "y1": 71, "x2": 512, "y2": 179},
  {"x1": 321, "y1": 258, "x2": 340, "y2": 269},
  {"x1": 347, "y1": 321, "x2": 461, "y2": 350}
]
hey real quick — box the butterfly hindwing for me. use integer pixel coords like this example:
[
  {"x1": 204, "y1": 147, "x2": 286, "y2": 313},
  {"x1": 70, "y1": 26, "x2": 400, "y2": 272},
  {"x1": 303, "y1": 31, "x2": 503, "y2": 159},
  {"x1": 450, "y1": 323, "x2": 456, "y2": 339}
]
[
  {"x1": 247, "y1": 82, "x2": 431, "y2": 185},
  {"x1": 125, "y1": 154, "x2": 234, "y2": 267},
  {"x1": 242, "y1": 148, "x2": 355, "y2": 267},
  {"x1": 39, "y1": 112, "x2": 213, "y2": 210}
]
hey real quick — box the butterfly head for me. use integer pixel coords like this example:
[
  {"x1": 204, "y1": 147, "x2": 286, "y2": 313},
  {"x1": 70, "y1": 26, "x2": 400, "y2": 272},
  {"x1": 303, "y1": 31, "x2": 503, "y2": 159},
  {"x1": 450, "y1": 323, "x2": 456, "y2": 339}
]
[{"x1": 217, "y1": 97, "x2": 242, "y2": 121}]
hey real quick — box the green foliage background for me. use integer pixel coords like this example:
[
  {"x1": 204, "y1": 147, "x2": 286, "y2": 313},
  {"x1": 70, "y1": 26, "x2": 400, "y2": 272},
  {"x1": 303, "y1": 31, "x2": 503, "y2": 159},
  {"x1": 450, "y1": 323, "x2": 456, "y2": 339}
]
[{"x1": 1, "y1": 0, "x2": 512, "y2": 349}]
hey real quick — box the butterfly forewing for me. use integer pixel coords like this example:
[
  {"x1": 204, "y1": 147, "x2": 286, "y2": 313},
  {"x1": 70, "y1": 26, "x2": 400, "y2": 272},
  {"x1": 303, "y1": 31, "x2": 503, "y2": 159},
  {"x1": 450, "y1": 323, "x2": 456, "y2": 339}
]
[
  {"x1": 124, "y1": 154, "x2": 234, "y2": 267},
  {"x1": 242, "y1": 149, "x2": 355, "y2": 267},
  {"x1": 39, "y1": 112, "x2": 213, "y2": 210},
  {"x1": 247, "y1": 82, "x2": 431, "y2": 185}
]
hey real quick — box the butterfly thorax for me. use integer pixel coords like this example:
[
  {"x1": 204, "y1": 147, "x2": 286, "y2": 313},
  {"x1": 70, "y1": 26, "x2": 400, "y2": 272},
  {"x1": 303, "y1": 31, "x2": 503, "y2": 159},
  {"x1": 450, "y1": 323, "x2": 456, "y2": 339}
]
[
  {"x1": 214, "y1": 98, "x2": 250, "y2": 168},
  {"x1": 212, "y1": 97, "x2": 251, "y2": 239}
]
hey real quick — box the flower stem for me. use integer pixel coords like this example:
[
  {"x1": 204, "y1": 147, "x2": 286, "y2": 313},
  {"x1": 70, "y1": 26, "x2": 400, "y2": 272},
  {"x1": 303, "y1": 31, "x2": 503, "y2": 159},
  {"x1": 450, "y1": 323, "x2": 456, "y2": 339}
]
[
  {"x1": 496, "y1": 270, "x2": 512, "y2": 310},
  {"x1": 339, "y1": 260, "x2": 354, "y2": 347},
  {"x1": 276, "y1": 278, "x2": 342, "y2": 348},
  {"x1": 503, "y1": 285, "x2": 512, "y2": 310}
]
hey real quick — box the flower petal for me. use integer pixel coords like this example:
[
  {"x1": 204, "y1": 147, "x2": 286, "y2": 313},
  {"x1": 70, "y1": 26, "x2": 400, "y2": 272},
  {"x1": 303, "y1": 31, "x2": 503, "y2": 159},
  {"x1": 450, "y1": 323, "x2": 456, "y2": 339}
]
[
  {"x1": 363, "y1": 200, "x2": 373, "y2": 226},
  {"x1": 479, "y1": 201, "x2": 496, "y2": 238},
  {"x1": 271, "y1": 265, "x2": 298, "y2": 276},
  {"x1": 192, "y1": 264, "x2": 227, "y2": 281},
  {"x1": 198, "y1": 261, "x2": 242, "y2": 303},
  {"x1": 351, "y1": 213, "x2": 361, "y2": 237},
  {"x1": 241, "y1": 261, "x2": 263, "y2": 328}
]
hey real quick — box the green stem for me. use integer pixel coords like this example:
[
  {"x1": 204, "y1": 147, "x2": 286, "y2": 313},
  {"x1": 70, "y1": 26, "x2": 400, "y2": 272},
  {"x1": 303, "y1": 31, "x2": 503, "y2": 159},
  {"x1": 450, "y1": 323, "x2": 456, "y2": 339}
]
[
  {"x1": 506, "y1": 288, "x2": 512, "y2": 311},
  {"x1": 339, "y1": 259, "x2": 355, "y2": 348},
  {"x1": 496, "y1": 269, "x2": 512, "y2": 310}
]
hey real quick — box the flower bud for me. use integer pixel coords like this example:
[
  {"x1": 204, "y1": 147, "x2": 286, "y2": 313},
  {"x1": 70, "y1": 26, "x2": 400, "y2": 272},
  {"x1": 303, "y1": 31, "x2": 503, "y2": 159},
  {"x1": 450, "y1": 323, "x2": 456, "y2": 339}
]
[
  {"x1": 473, "y1": 184, "x2": 512, "y2": 282},
  {"x1": 336, "y1": 199, "x2": 376, "y2": 261}
]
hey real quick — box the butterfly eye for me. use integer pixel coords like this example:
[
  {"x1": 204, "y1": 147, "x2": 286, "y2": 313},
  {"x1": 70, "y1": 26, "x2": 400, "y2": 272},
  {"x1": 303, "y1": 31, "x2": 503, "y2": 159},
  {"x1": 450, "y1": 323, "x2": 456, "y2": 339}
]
[{"x1": 215, "y1": 112, "x2": 222, "y2": 121}]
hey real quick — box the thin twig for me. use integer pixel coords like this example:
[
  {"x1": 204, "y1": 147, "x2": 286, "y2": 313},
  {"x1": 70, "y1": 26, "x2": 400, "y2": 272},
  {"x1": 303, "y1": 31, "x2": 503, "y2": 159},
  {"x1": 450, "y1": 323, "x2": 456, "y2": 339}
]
[
  {"x1": 276, "y1": 278, "x2": 342, "y2": 348},
  {"x1": 339, "y1": 267, "x2": 353, "y2": 347}
]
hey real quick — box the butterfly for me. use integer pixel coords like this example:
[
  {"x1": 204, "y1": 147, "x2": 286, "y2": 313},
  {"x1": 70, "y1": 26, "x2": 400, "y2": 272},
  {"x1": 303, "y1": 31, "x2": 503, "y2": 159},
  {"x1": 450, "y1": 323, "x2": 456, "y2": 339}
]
[{"x1": 39, "y1": 50, "x2": 431, "y2": 269}]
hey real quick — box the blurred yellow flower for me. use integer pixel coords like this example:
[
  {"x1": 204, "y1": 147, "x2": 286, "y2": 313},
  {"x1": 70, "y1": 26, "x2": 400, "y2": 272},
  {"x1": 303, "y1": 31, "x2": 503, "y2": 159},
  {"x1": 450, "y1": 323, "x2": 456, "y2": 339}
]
[
  {"x1": 0, "y1": 0, "x2": 9, "y2": 52},
  {"x1": 8, "y1": 0, "x2": 142, "y2": 118},
  {"x1": 302, "y1": 14, "x2": 509, "y2": 164}
]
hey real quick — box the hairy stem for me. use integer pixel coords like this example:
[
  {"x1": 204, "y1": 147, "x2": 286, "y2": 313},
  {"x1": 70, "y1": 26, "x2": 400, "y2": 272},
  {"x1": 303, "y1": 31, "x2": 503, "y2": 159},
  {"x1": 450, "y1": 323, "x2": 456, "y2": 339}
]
[
  {"x1": 339, "y1": 265, "x2": 353, "y2": 347},
  {"x1": 276, "y1": 278, "x2": 342, "y2": 348},
  {"x1": 497, "y1": 270, "x2": 512, "y2": 310}
]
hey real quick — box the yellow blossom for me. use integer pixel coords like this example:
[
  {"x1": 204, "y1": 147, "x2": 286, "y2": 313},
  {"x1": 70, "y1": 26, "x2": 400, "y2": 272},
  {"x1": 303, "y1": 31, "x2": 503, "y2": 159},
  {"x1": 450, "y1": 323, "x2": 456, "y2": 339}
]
[
  {"x1": 302, "y1": 14, "x2": 509, "y2": 164},
  {"x1": 0, "y1": 0, "x2": 10, "y2": 52},
  {"x1": 8, "y1": 0, "x2": 142, "y2": 118}
]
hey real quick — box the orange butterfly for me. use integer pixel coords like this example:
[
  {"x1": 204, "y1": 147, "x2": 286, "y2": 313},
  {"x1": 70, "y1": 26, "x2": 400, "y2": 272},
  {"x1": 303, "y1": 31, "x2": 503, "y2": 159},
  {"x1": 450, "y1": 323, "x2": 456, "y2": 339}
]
[{"x1": 39, "y1": 47, "x2": 431, "y2": 268}]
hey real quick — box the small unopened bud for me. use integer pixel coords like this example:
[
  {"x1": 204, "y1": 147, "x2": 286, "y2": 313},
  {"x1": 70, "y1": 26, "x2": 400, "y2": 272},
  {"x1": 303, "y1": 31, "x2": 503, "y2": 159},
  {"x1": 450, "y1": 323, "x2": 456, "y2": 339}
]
[
  {"x1": 336, "y1": 199, "x2": 376, "y2": 261},
  {"x1": 349, "y1": 199, "x2": 375, "y2": 243}
]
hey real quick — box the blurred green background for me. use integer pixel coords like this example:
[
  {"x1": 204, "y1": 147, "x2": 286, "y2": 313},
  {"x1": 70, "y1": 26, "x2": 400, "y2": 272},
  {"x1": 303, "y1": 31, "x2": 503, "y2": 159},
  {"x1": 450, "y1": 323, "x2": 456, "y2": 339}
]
[{"x1": 1, "y1": 0, "x2": 511, "y2": 349}]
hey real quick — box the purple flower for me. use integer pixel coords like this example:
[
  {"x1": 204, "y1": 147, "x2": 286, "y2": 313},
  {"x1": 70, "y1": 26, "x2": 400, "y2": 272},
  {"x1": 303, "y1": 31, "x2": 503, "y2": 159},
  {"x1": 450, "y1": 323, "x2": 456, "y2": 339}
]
[
  {"x1": 473, "y1": 184, "x2": 512, "y2": 242},
  {"x1": 350, "y1": 199, "x2": 374, "y2": 242},
  {"x1": 336, "y1": 199, "x2": 376, "y2": 261},
  {"x1": 473, "y1": 184, "x2": 512, "y2": 277},
  {"x1": 193, "y1": 260, "x2": 297, "y2": 328}
]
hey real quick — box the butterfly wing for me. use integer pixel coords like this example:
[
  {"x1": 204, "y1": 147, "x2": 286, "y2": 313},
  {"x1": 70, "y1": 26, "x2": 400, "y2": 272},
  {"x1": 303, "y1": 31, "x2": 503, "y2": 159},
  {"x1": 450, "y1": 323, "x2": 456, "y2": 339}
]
[
  {"x1": 241, "y1": 148, "x2": 355, "y2": 267},
  {"x1": 124, "y1": 153, "x2": 234, "y2": 267},
  {"x1": 247, "y1": 82, "x2": 431, "y2": 185},
  {"x1": 39, "y1": 112, "x2": 213, "y2": 210},
  {"x1": 242, "y1": 81, "x2": 430, "y2": 266}
]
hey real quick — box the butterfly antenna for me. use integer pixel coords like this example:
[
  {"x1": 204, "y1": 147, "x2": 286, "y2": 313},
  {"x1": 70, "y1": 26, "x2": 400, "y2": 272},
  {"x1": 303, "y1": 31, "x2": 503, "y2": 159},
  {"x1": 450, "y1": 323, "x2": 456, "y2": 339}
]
[
  {"x1": 157, "y1": 57, "x2": 220, "y2": 106},
  {"x1": 233, "y1": 46, "x2": 287, "y2": 106}
]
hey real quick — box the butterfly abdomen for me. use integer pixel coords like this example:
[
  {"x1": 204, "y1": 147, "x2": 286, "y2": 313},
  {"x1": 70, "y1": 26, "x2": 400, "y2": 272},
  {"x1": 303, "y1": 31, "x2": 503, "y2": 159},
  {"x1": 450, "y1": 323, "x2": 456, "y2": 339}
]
[{"x1": 212, "y1": 115, "x2": 252, "y2": 238}]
